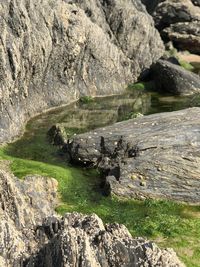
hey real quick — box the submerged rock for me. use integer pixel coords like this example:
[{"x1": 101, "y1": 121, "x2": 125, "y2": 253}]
[
  {"x1": 0, "y1": 0, "x2": 164, "y2": 144},
  {"x1": 151, "y1": 59, "x2": 200, "y2": 95},
  {"x1": 66, "y1": 107, "x2": 200, "y2": 204},
  {"x1": 0, "y1": 161, "x2": 184, "y2": 266}
]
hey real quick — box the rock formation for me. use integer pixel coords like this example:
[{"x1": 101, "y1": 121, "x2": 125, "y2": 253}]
[
  {"x1": 65, "y1": 107, "x2": 200, "y2": 203},
  {"x1": 25, "y1": 213, "x2": 185, "y2": 267},
  {"x1": 142, "y1": 0, "x2": 200, "y2": 54},
  {"x1": 151, "y1": 59, "x2": 200, "y2": 95},
  {"x1": 0, "y1": 160, "x2": 58, "y2": 266},
  {"x1": 0, "y1": 0, "x2": 164, "y2": 144},
  {"x1": 0, "y1": 161, "x2": 184, "y2": 266}
]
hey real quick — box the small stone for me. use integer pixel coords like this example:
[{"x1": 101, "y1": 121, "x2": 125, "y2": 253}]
[{"x1": 140, "y1": 181, "x2": 146, "y2": 187}]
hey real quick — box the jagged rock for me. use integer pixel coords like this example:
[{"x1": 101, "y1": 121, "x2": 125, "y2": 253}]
[
  {"x1": 0, "y1": 0, "x2": 164, "y2": 144},
  {"x1": 65, "y1": 107, "x2": 200, "y2": 204},
  {"x1": 150, "y1": 59, "x2": 200, "y2": 95},
  {"x1": 0, "y1": 161, "x2": 184, "y2": 266},
  {"x1": 0, "y1": 160, "x2": 58, "y2": 266},
  {"x1": 25, "y1": 213, "x2": 185, "y2": 267}
]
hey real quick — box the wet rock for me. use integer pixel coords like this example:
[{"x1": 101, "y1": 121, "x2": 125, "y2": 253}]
[
  {"x1": 151, "y1": 59, "x2": 200, "y2": 95},
  {"x1": 66, "y1": 107, "x2": 200, "y2": 204},
  {"x1": 0, "y1": 0, "x2": 164, "y2": 144}
]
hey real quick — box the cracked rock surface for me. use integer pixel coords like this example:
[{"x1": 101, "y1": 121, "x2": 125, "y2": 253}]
[
  {"x1": 66, "y1": 107, "x2": 200, "y2": 203},
  {"x1": 0, "y1": 0, "x2": 164, "y2": 144}
]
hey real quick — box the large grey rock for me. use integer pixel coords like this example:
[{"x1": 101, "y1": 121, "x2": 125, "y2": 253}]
[
  {"x1": 151, "y1": 59, "x2": 200, "y2": 95},
  {"x1": 65, "y1": 107, "x2": 200, "y2": 204},
  {"x1": 0, "y1": 161, "x2": 184, "y2": 266},
  {"x1": 0, "y1": 0, "x2": 164, "y2": 144}
]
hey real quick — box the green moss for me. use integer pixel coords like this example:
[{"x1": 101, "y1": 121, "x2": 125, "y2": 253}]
[
  {"x1": 0, "y1": 103, "x2": 200, "y2": 266},
  {"x1": 178, "y1": 59, "x2": 194, "y2": 72},
  {"x1": 79, "y1": 96, "x2": 94, "y2": 104},
  {"x1": 128, "y1": 81, "x2": 155, "y2": 91}
]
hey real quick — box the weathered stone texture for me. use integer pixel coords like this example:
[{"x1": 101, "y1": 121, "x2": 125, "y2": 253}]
[
  {"x1": 0, "y1": 0, "x2": 164, "y2": 143},
  {"x1": 0, "y1": 161, "x2": 184, "y2": 266},
  {"x1": 66, "y1": 107, "x2": 200, "y2": 203}
]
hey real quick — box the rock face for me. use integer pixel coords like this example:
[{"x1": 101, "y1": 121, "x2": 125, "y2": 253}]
[
  {"x1": 66, "y1": 107, "x2": 200, "y2": 204},
  {"x1": 0, "y1": 0, "x2": 164, "y2": 144},
  {"x1": 151, "y1": 59, "x2": 200, "y2": 95},
  {"x1": 0, "y1": 161, "x2": 184, "y2": 267},
  {"x1": 142, "y1": 0, "x2": 200, "y2": 54}
]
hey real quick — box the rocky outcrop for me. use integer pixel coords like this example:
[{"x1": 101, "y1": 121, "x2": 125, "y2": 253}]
[
  {"x1": 150, "y1": 59, "x2": 200, "y2": 95},
  {"x1": 25, "y1": 213, "x2": 184, "y2": 267},
  {"x1": 163, "y1": 21, "x2": 200, "y2": 54},
  {"x1": 65, "y1": 107, "x2": 200, "y2": 204},
  {"x1": 0, "y1": 0, "x2": 164, "y2": 144},
  {"x1": 142, "y1": 0, "x2": 200, "y2": 54},
  {"x1": 0, "y1": 160, "x2": 58, "y2": 266},
  {"x1": 0, "y1": 161, "x2": 184, "y2": 266}
]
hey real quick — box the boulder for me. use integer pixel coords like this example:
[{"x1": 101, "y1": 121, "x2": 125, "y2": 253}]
[
  {"x1": 151, "y1": 59, "x2": 200, "y2": 95},
  {"x1": 0, "y1": 0, "x2": 164, "y2": 143},
  {"x1": 163, "y1": 21, "x2": 200, "y2": 54},
  {"x1": 66, "y1": 107, "x2": 200, "y2": 204},
  {"x1": 142, "y1": 0, "x2": 200, "y2": 54}
]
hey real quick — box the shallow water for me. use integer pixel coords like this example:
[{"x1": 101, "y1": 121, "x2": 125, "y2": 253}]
[
  {"x1": 3, "y1": 89, "x2": 200, "y2": 267},
  {"x1": 22, "y1": 90, "x2": 200, "y2": 139}
]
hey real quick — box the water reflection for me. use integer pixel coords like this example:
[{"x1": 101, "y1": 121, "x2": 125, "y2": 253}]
[{"x1": 26, "y1": 90, "x2": 200, "y2": 137}]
